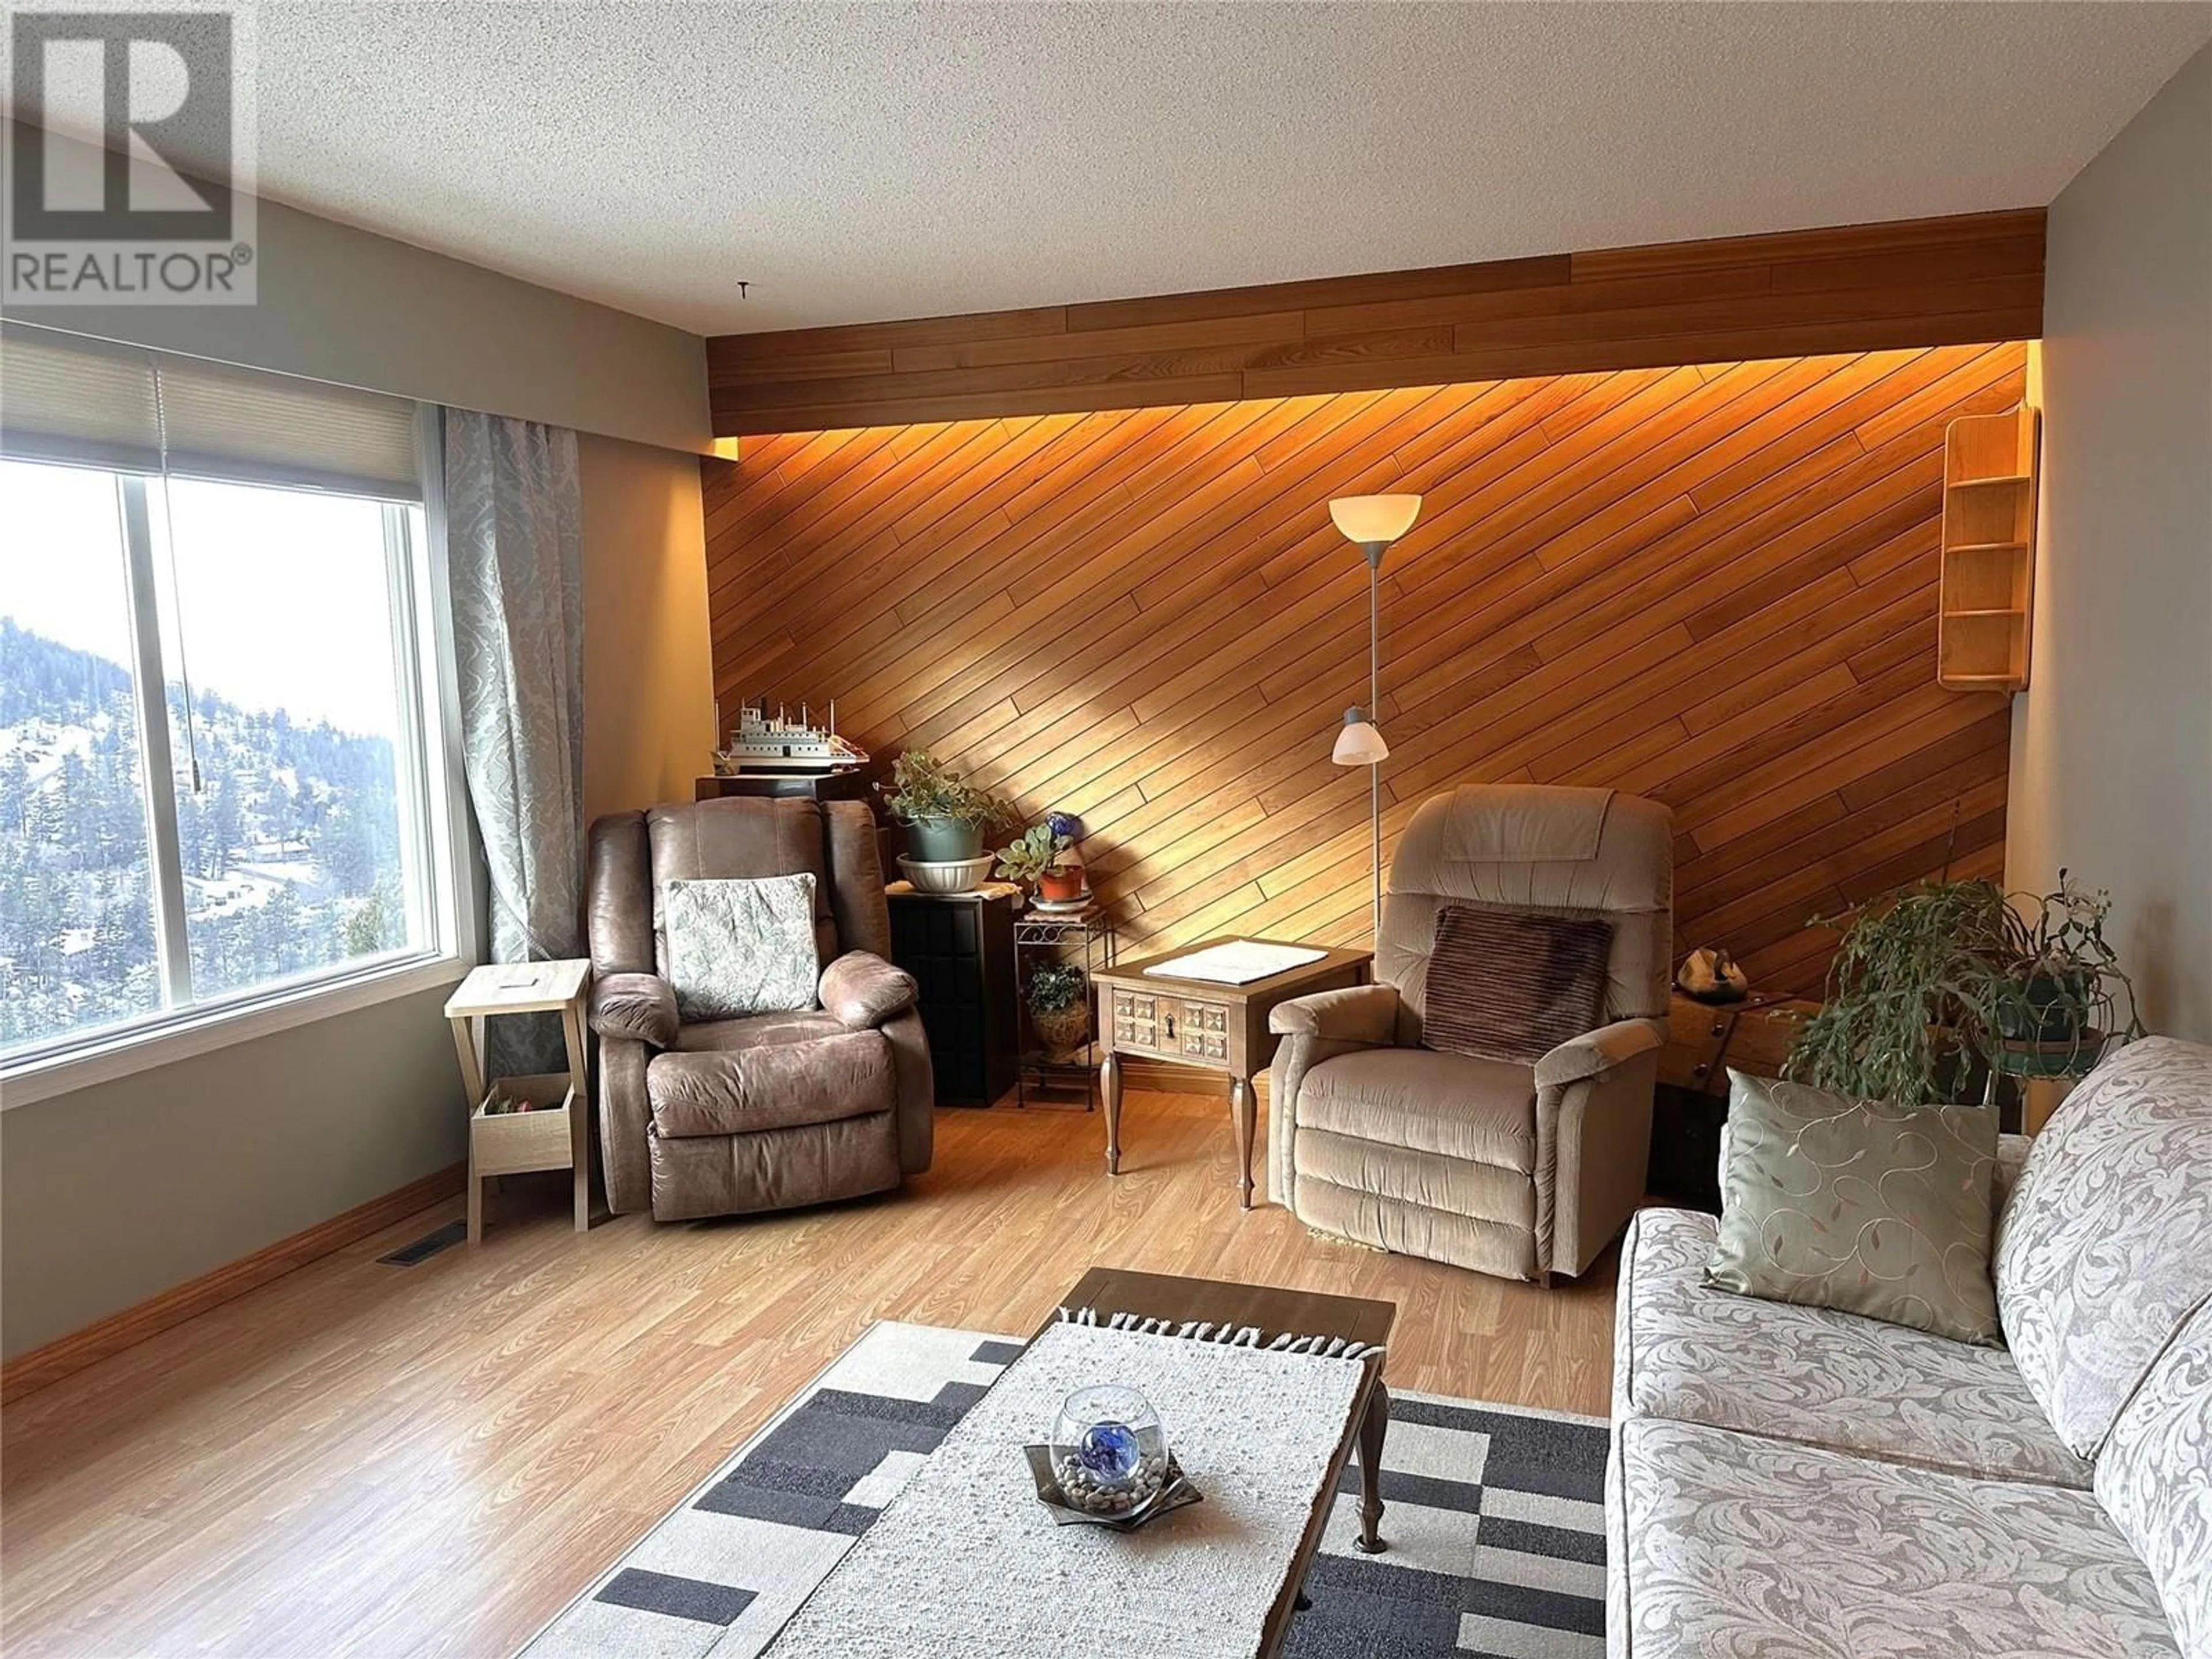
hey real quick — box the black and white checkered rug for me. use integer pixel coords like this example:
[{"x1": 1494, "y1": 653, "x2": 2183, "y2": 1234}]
[{"x1": 523, "y1": 1321, "x2": 1606, "y2": 1659}]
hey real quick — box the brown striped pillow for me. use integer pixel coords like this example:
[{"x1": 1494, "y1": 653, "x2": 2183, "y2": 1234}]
[{"x1": 1422, "y1": 906, "x2": 1615, "y2": 1065}]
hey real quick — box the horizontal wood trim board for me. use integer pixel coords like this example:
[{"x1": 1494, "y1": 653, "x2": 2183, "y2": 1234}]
[
  {"x1": 707, "y1": 211, "x2": 2043, "y2": 434},
  {"x1": 703, "y1": 343, "x2": 2026, "y2": 998},
  {"x1": 0, "y1": 1162, "x2": 465, "y2": 1404}
]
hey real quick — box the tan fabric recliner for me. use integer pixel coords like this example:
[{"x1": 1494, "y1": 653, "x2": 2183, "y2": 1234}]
[
  {"x1": 1268, "y1": 784, "x2": 1672, "y2": 1283},
  {"x1": 585, "y1": 798, "x2": 933, "y2": 1222}
]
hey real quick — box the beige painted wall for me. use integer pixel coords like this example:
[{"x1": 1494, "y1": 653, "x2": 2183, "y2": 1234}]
[
  {"x1": 0, "y1": 985, "x2": 462, "y2": 1357},
  {"x1": 2, "y1": 179, "x2": 719, "y2": 1359},
  {"x1": 7, "y1": 123, "x2": 710, "y2": 454},
  {"x1": 2008, "y1": 44, "x2": 2212, "y2": 1041},
  {"x1": 580, "y1": 437, "x2": 717, "y2": 823},
  {"x1": 1, "y1": 444, "x2": 718, "y2": 1359}
]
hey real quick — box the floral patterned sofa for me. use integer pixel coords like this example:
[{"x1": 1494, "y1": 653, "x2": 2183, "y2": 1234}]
[{"x1": 1605, "y1": 1036, "x2": 2212, "y2": 1658}]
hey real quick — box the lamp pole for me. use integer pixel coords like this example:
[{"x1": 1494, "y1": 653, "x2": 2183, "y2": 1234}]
[
  {"x1": 1365, "y1": 539, "x2": 1384, "y2": 938},
  {"x1": 1325, "y1": 494, "x2": 1419, "y2": 949}
]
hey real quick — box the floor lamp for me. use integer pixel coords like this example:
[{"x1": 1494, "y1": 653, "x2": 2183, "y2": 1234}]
[{"x1": 1327, "y1": 493, "x2": 1422, "y2": 939}]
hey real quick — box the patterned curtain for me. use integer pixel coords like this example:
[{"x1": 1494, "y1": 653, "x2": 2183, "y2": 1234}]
[{"x1": 442, "y1": 410, "x2": 584, "y2": 1072}]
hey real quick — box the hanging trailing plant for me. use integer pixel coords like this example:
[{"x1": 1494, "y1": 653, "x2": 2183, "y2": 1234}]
[
  {"x1": 1785, "y1": 870, "x2": 2143, "y2": 1106},
  {"x1": 1786, "y1": 878, "x2": 2015, "y2": 1106}
]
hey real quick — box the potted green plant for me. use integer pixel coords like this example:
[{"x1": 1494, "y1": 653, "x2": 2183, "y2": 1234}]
[
  {"x1": 1037, "y1": 863, "x2": 1088, "y2": 904},
  {"x1": 1039, "y1": 810, "x2": 1088, "y2": 902},
  {"x1": 881, "y1": 750, "x2": 1010, "y2": 862},
  {"x1": 1985, "y1": 870, "x2": 2143, "y2": 1073},
  {"x1": 1786, "y1": 871, "x2": 2143, "y2": 1106},
  {"x1": 1784, "y1": 878, "x2": 2015, "y2": 1106},
  {"x1": 1026, "y1": 962, "x2": 1090, "y2": 1058},
  {"x1": 995, "y1": 824, "x2": 1072, "y2": 891}
]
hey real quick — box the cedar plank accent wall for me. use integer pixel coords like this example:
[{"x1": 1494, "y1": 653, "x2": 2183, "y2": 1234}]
[
  {"x1": 707, "y1": 210, "x2": 2042, "y2": 435},
  {"x1": 705, "y1": 343, "x2": 2025, "y2": 995}
]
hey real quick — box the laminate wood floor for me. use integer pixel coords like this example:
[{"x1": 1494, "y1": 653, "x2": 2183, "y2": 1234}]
[{"x1": 1, "y1": 1092, "x2": 1617, "y2": 1658}]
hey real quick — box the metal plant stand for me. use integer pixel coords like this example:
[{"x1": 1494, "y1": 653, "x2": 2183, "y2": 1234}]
[{"x1": 1013, "y1": 903, "x2": 1117, "y2": 1111}]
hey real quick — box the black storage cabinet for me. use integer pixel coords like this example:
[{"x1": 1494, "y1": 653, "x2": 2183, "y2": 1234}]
[{"x1": 885, "y1": 884, "x2": 1018, "y2": 1108}]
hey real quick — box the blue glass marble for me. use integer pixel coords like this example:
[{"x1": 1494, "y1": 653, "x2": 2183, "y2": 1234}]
[{"x1": 1075, "y1": 1420, "x2": 1141, "y2": 1481}]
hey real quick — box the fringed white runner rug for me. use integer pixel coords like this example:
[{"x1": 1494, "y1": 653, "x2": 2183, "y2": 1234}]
[
  {"x1": 522, "y1": 1321, "x2": 1608, "y2": 1659},
  {"x1": 767, "y1": 1320, "x2": 1364, "y2": 1658}
]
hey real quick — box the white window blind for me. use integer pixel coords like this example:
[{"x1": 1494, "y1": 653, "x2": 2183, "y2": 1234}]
[{"x1": 0, "y1": 323, "x2": 423, "y2": 501}]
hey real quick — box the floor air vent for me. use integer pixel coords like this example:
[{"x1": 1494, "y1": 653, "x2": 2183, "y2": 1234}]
[{"x1": 378, "y1": 1219, "x2": 467, "y2": 1266}]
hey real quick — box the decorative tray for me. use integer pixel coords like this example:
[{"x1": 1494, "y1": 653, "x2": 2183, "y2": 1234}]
[{"x1": 1021, "y1": 1444, "x2": 1203, "y2": 1532}]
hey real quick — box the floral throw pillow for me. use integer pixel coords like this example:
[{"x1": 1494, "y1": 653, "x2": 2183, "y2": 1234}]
[
  {"x1": 1707, "y1": 1071, "x2": 2003, "y2": 1344},
  {"x1": 661, "y1": 873, "x2": 820, "y2": 1022}
]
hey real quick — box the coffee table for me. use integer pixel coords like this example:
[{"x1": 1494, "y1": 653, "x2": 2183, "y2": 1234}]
[
  {"x1": 760, "y1": 1269, "x2": 1396, "y2": 1659},
  {"x1": 1053, "y1": 1266, "x2": 1396, "y2": 1647}
]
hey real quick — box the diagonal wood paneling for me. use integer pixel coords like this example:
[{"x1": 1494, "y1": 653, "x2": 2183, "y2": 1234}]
[
  {"x1": 704, "y1": 343, "x2": 2026, "y2": 997},
  {"x1": 706, "y1": 211, "x2": 2042, "y2": 435}
]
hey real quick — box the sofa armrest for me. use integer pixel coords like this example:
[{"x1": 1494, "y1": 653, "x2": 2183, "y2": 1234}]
[
  {"x1": 597, "y1": 1035, "x2": 653, "y2": 1214},
  {"x1": 589, "y1": 971, "x2": 679, "y2": 1048},
  {"x1": 820, "y1": 950, "x2": 919, "y2": 1029},
  {"x1": 1535, "y1": 1016, "x2": 1666, "y2": 1090},
  {"x1": 1995, "y1": 1131, "x2": 2033, "y2": 1219},
  {"x1": 1268, "y1": 983, "x2": 1400, "y2": 1044}
]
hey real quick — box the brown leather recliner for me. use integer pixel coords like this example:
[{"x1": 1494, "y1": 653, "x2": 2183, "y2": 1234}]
[
  {"x1": 1267, "y1": 784, "x2": 1672, "y2": 1283},
  {"x1": 585, "y1": 798, "x2": 933, "y2": 1222}
]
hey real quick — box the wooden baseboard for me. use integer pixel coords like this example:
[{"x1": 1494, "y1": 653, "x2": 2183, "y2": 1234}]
[{"x1": 1, "y1": 1162, "x2": 465, "y2": 1406}]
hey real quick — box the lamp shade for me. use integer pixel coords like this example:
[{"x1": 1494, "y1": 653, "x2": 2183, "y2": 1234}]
[
  {"x1": 1332, "y1": 709, "x2": 1389, "y2": 766},
  {"x1": 1329, "y1": 493, "x2": 1422, "y2": 546}
]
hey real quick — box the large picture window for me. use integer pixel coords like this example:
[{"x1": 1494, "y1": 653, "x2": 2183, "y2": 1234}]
[{"x1": 1, "y1": 327, "x2": 460, "y2": 1073}]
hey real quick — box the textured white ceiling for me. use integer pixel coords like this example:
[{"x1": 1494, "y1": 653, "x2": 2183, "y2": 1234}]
[{"x1": 221, "y1": 3, "x2": 2212, "y2": 334}]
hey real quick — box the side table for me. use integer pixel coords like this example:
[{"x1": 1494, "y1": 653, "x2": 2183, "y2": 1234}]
[
  {"x1": 445, "y1": 959, "x2": 592, "y2": 1243},
  {"x1": 1651, "y1": 990, "x2": 1819, "y2": 1210},
  {"x1": 1092, "y1": 940, "x2": 1372, "y2": 1209},
  {"x1": 885, "y1": 881, "x2": 1020, "y2": 1107},
  {"x1": 1013, "y1": 902, "x2": 1116, "y2": 1110}
]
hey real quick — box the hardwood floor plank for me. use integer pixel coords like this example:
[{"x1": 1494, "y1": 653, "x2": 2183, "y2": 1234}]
[{"x1": 5, "y1": 1096, "x2": 1617, "y2": 1659}]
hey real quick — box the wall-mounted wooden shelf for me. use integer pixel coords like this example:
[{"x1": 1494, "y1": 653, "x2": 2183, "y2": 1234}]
[{"x1": 1938, "y1": 405, "x2": 2040, "y2": 692}]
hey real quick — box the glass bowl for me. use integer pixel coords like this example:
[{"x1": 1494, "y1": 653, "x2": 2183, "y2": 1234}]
[{"x1": 1048, "y1": 1384, "x2": 1171, "y2": 1514}]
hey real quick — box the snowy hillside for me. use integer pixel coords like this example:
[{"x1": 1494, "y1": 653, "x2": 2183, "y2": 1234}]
[{"x1": 0, "y1": 617, "x2": 410, "y2": 1054}]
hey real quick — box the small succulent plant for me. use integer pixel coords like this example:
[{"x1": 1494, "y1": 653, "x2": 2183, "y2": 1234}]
[{"x1": 995, "y1": 824, "x2": 1073, "y2": 886}]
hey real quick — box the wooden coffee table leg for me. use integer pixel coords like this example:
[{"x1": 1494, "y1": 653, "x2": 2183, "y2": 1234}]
[
  {"x1": 1230, "y1": 1075, "x2": 1256, "y2": 1210},
  {"x1": 1102, "y1": 1051, "x2": 1123, "y2": 1175},
  {"x1": 1355, "y1": 1378, "x2": 1389, "y2": 1554}
]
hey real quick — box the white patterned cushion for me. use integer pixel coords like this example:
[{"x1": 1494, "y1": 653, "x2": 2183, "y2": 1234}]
[
  {"x1": 661, "y1": 873, "x2": 820, "y2": 1021},
  {"x1": 1608, "y1": 1416, "x2": 2180, "y2": 1659},
  {"x1": 2096, "y1": 1301, "x2": 2212, "y2": 1659},
  {"x1": 1616, "y1": 1208, "x2": 2090, "y2": 1488},
  {"x1": 1995, "y1": 1037, "x2": 2212, "y2": 1457}
]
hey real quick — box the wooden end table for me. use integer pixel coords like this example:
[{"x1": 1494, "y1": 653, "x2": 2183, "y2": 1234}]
[
  {"x1": 1092, "y1": 940, "x2": 1372, "y2": 1209},
  {"x1": 1652, "y1": 990, "x2": 1819, "y2": 1210},
  {"x1": 444, "y1": 959, "x2": 592, "y2": 1243}
]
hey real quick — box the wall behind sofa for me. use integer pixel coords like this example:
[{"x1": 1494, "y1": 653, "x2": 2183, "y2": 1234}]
[
  {"x1": 2008, "y1": 44, "x2": 2212, "y2": 1043},
  {"x1": 704, "y1": 343, "x2": 2027, "y2": 995}
]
